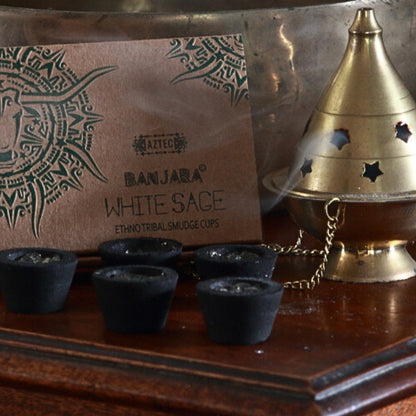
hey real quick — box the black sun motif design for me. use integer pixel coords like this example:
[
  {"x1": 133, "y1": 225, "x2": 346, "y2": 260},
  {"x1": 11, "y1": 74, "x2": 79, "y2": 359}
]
[
  {"x1": 167, "y1": 35, "x2": 248, "y2": 106},
  {"x1": 0, "y1": 46, "x2": 116, "y2": 237}
]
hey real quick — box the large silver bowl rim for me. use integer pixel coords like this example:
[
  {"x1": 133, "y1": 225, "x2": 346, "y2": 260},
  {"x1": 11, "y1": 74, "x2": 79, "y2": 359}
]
[
  {"x1": 263, "y1": 170, "x2": 416, "y2": 203},
  {"x1": 0, "y1": 0, "x2": 352, "y2": 15}
]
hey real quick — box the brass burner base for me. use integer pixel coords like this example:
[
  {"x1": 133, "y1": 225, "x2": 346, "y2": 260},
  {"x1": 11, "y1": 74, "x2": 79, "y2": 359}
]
[{"x1": 324, "y1": 244, "x2": 416, "y2": 283}]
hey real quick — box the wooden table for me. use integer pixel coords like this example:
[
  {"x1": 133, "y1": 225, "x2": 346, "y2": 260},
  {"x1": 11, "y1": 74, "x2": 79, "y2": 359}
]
[{"x1": 0, "y1": 211, "x2": 415, "y2": 415}]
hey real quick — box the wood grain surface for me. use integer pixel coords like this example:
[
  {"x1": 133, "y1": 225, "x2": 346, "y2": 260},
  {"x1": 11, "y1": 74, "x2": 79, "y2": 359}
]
[{"x1": 0, "y1": 211, "x2": 414, "y2": 415}]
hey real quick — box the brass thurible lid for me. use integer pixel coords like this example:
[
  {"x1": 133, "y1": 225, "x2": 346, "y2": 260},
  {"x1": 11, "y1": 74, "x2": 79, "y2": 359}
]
[{"x1": 280, "y1": 7, "x2": 416, "y2": 202}]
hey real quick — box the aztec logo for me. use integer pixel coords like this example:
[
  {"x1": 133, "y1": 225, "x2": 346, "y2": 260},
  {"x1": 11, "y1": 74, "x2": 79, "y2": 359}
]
[{"x1": 0, "y1": 46, "x2": 116, "y2": 237}]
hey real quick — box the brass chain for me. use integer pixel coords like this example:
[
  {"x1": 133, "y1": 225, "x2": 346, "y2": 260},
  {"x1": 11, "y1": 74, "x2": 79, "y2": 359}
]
[{"x1": 262, "y1": 197, "x2": 341, "y2": 290}]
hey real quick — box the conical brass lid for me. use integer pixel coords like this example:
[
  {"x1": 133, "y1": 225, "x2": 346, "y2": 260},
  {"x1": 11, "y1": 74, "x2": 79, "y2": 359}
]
[{"x1": 280, "y1": 8, "x2": 416, "y2": 202}]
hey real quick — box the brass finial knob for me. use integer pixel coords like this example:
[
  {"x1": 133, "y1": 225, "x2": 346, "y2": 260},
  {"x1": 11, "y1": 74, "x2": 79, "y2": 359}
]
[{"x1": 349, "y1": 8, "x2": 382, "y2": 35}]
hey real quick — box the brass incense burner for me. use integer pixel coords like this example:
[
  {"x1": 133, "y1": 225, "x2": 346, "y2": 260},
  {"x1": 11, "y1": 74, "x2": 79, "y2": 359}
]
[{"x1": 266, "y1": 8, "x2": 416, "y2": 283}]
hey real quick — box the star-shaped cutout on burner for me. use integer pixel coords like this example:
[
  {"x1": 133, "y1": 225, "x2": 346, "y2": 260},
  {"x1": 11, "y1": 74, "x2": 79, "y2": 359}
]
[
  {"x1": 395, "y1": 121, "x2": 412, "y2": 143},
  {"x1": 330, "y1": 128, "x2": 351, "y2": 150},
  {"x1": 300, "y1": 158, "x2": 313, "y2": 177},
  {"x1": 362, "y1": 161, "x2": 383, "y2": 182}
]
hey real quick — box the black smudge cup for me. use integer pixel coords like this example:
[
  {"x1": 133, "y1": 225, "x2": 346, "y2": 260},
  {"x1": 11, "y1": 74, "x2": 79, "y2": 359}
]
[
  {"x1": 196, "y1": 276, "x2": 284, "y2": 345},
  {"x1": 98, "y1": 237, "x2": 183, "y2": 267},
  {"x1": 0, "y1": 247, "x2": 78, "y2": 314},
  {"x1": 92, "y1": 264, "x2": 178, "y2": 333},
  {"x1": 193, "y1": 244, "x2": 277, "y2": 280}
]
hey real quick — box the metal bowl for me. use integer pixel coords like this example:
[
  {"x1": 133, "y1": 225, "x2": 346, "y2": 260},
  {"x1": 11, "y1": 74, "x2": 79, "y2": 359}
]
[{"x1": 0, "y1": 0, "x2": 415, "y2": 210}]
